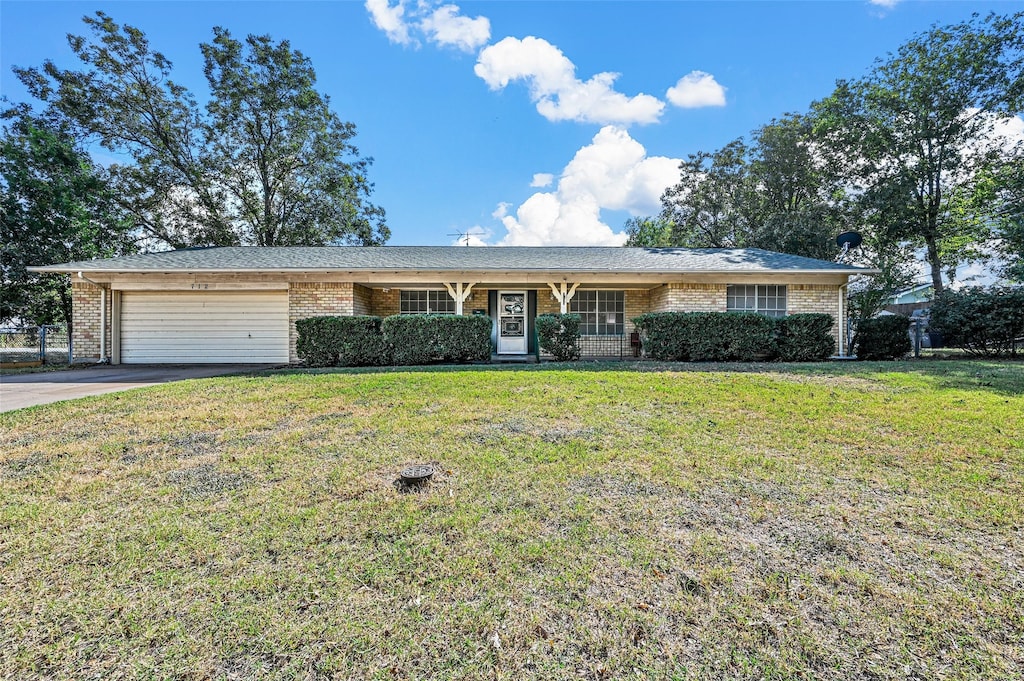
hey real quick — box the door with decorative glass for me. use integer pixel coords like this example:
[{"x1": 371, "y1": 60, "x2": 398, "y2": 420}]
[{"x1": 497, "y1": 291, "x2": 527, "y2": 354}]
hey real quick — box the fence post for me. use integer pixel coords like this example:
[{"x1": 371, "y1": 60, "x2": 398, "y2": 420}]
[{"x1": 39, "y1": 325, "x2": 47, "y2": 364}]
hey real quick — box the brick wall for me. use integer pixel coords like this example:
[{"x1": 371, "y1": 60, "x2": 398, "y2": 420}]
[
  {"x1": 288, "y1": 282, "x2": 355, "y2": 362},
  {"x1": 71, "y1": 282, "x2": 111, "y2": 361},
  {"x1": 370, "y1": 288, "x2": 400, "y2": 317},
  {"x1": 649, "y1": 283, "x2": 727, "y2": 313},
  {"x1": 353, "y1": 284, "x2": 373, "y2": 315}
]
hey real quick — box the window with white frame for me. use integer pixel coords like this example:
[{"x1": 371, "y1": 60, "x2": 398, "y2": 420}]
[
  {"x1": 570, "y1": 290, "x2": 625, "y2": 335},
  {"x1": 726, "y1": 284, "x2": 787, "y2": 317},
  {"x1": 400, "y1": 290, "x2": 456, "y2": 314}
]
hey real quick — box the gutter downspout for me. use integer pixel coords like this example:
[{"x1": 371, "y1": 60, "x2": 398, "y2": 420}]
[
  {"x1": 838, "y1": 281, "x2": 848, "y2": 358},
  {"x1": 78, "y1": 272, "x2": 108, "y2": 364}
]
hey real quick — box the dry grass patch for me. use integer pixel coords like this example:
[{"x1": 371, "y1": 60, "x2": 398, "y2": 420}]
[{"x1": 1, "y1": 360, "x2": 1022, "y2": 680}]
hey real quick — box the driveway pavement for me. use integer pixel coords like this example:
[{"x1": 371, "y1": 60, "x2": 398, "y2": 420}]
[{"x1": 0, "y1": 364, "x2": 274, "y2": 412}]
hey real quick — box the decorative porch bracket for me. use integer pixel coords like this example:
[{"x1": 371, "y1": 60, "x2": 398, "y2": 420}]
[
  {"x1": 443, "y1": 282, "x2": 476, "y2": 315},
  {"x1": 547, "y1": 281, "x2": 580, "y2": 314}
]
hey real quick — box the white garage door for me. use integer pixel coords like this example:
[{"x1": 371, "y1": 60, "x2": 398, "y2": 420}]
[{"x1": 120, "y1": 291, "x2": 289, "y2": 364}]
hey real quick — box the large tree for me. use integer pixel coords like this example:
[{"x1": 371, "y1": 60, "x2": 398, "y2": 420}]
[
  {"x1": 14, "y1": 12, "x2": 388, "y2": 249},
  {"x1": 813, "y1": 12, "x2": 1024, "y2": 294},
  {"x1": 1, "y1": 107, "x2": 135, "y2": 330},
  {"x1": 658, "y1": 114, "x2": 842, "y2": 260}
]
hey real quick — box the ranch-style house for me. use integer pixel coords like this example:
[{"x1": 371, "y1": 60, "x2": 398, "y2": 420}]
[{"x1": 31, "y1": 246, "x2": 875, "y2": 364}]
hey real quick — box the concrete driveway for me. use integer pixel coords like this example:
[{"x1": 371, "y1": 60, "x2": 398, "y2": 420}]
[{"x1": 0, "y1": 364, "x2": 275, "y2": 412}]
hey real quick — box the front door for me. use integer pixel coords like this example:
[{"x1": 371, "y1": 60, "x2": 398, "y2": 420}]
[{"x1": 497, "y1": 291, "x2": 528, "y2": 354}]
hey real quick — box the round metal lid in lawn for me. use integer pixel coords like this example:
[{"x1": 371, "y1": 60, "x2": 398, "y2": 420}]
[{"x1": 400, "y1": 464, "x2": 434, "y2": 484}]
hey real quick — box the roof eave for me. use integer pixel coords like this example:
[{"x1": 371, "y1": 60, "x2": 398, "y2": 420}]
[{"x1": 28, "y1": 265, "x2": 878, "y2": 275}]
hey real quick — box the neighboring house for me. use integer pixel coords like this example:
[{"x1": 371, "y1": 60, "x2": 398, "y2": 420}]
[
  {"x1": 883, "y1": 282, "x2": 934, "y2": 317},
  {"x1": 30, "y1": 246, "x2": 875, "y2": 364}
]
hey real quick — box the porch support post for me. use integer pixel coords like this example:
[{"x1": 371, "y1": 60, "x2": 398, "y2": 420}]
[
  {"x1": 547, "y1": 281, "x2": 580, "y2": 314},
  {"x1": 443, "y1": 282, "x2": 476, "y2": 315}
]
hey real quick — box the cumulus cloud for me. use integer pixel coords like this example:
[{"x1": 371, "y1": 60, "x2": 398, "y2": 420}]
[
  {"x1": 530, "y1": 173, "x2": 554, "y2": 188},
  {"x1": 366, "y1": 0, "x2": 489, "y2": 51},
  {"x1": 868, "y1": 0, "x2": 900, "y2": 8},
  {"x1": 365, "y1": 0, "x2": 413, "y2": 45},
  {"x1": 475, "y1": 37, "x2": 665, "y2": 125},
  {"x1": 666, "y1": 71, "x2": 727, "y2": 109},
  {"x1": 497, "y1": 126, "x2": 681, "y2": 246},
  {"x1": 420, "y1": 4, "x2": 490, "y2": 52}
]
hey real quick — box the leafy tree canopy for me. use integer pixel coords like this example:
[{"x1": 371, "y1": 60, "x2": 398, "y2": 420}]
[
  {"x1": 14, "y1": 12, "x2": 388, "y2": 249},
  {"x1": 657, "y1": 114, "x2": 843, "y2": 261},
  {"x1": 813, "y1": 11, "x2": 1024, "y2": 294},
  {"x1": 1, "y1": 106, "x2": 136, "y2": 329}
]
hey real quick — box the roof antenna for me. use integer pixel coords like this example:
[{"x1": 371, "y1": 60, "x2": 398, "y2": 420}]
[
  {"x1": 835, "y1": 231, "x2": 863, "y2": 263},
  {"x1": 447, "y1": 231, "x2": 473, "y2": 247}
]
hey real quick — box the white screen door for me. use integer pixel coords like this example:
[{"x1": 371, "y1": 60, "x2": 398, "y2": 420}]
[{"x1": 497, "y1": 291, "x2": 527, "y2": 354}]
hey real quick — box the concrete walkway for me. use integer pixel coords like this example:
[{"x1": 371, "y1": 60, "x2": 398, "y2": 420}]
[{"x1": 0, "y1": 364, "x2": 273, "y2": 412}]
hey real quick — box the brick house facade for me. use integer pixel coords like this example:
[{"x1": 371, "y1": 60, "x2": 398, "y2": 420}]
[{"x1": 33, "y1": 247, "x2": 870, "y2": 364}]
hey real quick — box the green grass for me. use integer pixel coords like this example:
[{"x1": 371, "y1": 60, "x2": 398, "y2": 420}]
[{"x1": 2, "y1": 360, "x2": 1023, "y2": 680}]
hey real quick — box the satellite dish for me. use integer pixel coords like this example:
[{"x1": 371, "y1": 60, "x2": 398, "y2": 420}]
[
  {"x1": 835, "y1": 231, "x2": 863, "y2": 263},
  {"x1": 836, "y1": 231, "x2": 863, "y2": 249}
]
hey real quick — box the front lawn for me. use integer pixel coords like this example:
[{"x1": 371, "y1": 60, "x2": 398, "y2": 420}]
[{"x1": 1, "y1": 361, "x2": 1022, "y2": 679}]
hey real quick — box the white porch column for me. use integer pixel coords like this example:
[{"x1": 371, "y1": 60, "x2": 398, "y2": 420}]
[
  {"x1": 547, "y1": 281, "x2": 580, "y2": 314},
  {"x1": 443, "y1": 282, "x2": 476, "y2": 315}
]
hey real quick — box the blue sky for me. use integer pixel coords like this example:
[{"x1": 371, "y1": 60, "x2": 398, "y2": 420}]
[{"x1": 0, "y1": 0, "x2": 1018, "y2": 250}]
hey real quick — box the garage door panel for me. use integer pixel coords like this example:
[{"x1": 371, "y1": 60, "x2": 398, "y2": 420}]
[{"x1": 120, "y1": 291, "x2": 289, "y2": 364}]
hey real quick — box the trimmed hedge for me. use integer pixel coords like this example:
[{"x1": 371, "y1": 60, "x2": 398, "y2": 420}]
[
  {"x1": 633, "y1": 311, "x2": 836, "y2": 362},
  {"x1": 633, "y1": 312, "x2": 778, "y2": 362},
  {"x1": 776, "y1": 313, "x2": 835, "y2": 361},
  {"x1": 928, "y1": 286, "x2": 1024, "y2": 357},
  {"x1": 536, "y1": 313, "x2": 581, "y2": 361},
  {"x1": 853, "y1": 315, "x2": 911, "y2": 360},
  {"x1": 295, "y1": 316, "x2": 390, "y2": 367},
  {"x1": 297, "y1": 314, "x2": 492, "y2": 367},
  {"x1": 381, "y1": 314, "x2": 492, "y2": 365}
]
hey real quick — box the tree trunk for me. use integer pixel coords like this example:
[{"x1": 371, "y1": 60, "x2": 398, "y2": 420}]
[{"x1": 925, "y1": 237, "x2": 944, "y2": 295}]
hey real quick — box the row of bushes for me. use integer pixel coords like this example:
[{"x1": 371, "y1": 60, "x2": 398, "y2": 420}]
[
  {"x1": 632, "y1": 312, "x2": 836, "y2": 362},
  {"x1": 296, "y1": 314, "x2": 491, "y2": 367}
]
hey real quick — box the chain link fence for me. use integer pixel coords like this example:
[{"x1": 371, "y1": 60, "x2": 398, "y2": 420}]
[{"x1": 0, "y1": 326, "x2": 71, "y2": 365}]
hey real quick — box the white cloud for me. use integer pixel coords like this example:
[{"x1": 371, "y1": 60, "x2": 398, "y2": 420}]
[
  {"x1": 475, "y1": 36, "x2": 665, "y2": 126},
  {"x1": 492, "y1": 202, "x2": 511, "y2": 219},
  {"x1": 868, "y1": 0, "x2": 900, "y2": 8},
  {"x1": 530, "y1": 173, "x2": 554, "y2": 188},
  {"x1": 497, "y1": 126, "x2": 681, "y2": 246},
  {"x1": 419, "y1": 4, "x2": 490, "y2": 52},
  {"x1": 987, "y1": 112, "x2": 1024, "y2": 153},
  {"x1": 666, "y1": 71, "x2": 727, "y2": 109},
  {"x1": 365, "y1": 0, "x2": 413, "y2": 45}
]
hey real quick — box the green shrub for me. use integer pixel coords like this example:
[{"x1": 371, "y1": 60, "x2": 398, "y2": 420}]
[
  {"x1": 295, "y1": 316, "x2": 389, "y2": 367},
  {"x1": 381, "y1": 314, "x2": 492, "y2": 365},
  {"x1": 853, "y1": 315, "x2": 911, "y2": 360},
  {"x1": 928, "y1": 286, "x2": 1024, "y2": 357},
  {"x1": 633, "y1": 312, "x2": 777, "y2": 362},
  {"x1": 536, "y1": 313, "x2": 581, "y2": 361},
  {"x1": 435, "y1": 315, "x2": 493, "y2": 362},
  {"x1": 776, "y1": 313, "x2": 835, "y2": 361},
  {"x1": 632, "y1": 312, "x2": 693, "y2": 360}
]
